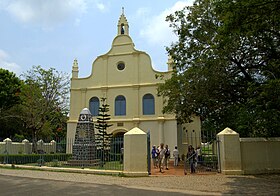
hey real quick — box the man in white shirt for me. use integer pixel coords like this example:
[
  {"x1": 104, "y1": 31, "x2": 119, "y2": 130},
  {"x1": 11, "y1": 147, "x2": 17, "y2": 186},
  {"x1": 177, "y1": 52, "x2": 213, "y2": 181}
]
[
  {"x1": 158, "y1": 143, "x2": 165, "y2": 172},
  {"x1": 173, "y1": 146, "x2": 179, "y2": 166}
]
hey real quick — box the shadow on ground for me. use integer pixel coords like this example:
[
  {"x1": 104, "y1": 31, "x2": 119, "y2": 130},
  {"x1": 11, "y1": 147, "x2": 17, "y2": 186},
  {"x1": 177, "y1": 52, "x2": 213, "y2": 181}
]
[{"x1": 223, "y1": 174, "x2": 280, "y2": 195}]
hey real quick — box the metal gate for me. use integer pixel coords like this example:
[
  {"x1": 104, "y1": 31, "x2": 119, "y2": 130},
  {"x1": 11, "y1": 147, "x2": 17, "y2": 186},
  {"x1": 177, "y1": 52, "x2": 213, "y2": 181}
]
[
  {"x1": 183, "y1": 131, "x2": 220, "y2": 174},
  {"x1": 147, "y1": 130, "x2": 151, "y2": 175}
]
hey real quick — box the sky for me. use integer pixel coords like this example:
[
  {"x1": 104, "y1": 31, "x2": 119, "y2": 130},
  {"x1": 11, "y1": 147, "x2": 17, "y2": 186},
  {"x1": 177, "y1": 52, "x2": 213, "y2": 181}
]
[{"x1": 0, "y1": 0, "x2": 194, "y2": 78}]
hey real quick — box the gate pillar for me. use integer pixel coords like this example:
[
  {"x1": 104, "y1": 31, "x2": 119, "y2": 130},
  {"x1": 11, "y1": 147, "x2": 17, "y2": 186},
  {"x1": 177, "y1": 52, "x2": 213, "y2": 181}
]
[
  {"x1": 123, "y1": 127, "x2": 148, "y2": 176},
  {"x1": 217, "y1": 127, "x2": 243, "y2": 174}
]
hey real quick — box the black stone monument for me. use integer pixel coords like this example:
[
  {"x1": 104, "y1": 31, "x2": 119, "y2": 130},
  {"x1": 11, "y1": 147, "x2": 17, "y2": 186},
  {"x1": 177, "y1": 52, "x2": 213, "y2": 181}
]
[{"x1": 67, "y1": 108, "x2": 100, "y2": 166}]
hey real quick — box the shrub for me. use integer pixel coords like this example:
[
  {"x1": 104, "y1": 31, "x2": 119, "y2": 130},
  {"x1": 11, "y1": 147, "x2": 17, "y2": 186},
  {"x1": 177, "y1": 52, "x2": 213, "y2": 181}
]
[{"x1": 0, "y1": 153, "x2": 72, "y2": 164}]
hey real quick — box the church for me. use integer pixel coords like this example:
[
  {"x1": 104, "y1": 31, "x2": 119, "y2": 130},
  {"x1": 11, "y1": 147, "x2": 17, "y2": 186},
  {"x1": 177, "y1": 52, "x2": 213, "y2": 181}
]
[{"x1": 67, "y1": 10, "x2": 201, "y2": 155}]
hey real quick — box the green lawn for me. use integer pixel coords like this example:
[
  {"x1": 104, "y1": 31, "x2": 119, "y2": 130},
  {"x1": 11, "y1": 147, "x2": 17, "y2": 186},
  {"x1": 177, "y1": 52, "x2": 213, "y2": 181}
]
[
  {"x1": 25, "y1": 160, "x2": 123, "y2": 171},
  {"x1": 201, "y1": 144, "x2": 213, "y2": 154}
]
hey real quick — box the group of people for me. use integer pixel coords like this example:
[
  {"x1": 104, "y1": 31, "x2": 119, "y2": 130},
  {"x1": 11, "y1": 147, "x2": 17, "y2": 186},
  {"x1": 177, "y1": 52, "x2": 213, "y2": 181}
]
[
  {"x1": 151, "y1": 144, "x2": 201, "y2": 174},
  {"x1": 151, "y1": 143, "x2": 180, "y2": 173}
]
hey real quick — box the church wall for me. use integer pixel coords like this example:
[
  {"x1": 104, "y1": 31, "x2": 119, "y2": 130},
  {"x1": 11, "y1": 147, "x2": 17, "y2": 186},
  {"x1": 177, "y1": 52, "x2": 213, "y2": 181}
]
[
  {"x1": 69, "y1": 89, "x2": 85, "y2": 121},
  {"x1": 107, "y1": 121, "x2": 134, "y2": 135},
  {"x1": 111, "y1": 36, "x2": 133, "y2": 47},
  {"x1": 138, "y1": 53, "x2": 167, "y2": 84},
  {"x1": 138, "y1": 85, "x2": 160, "y2": 117},
  {"x1": 139, "y1": 121, "x2": 158, "y2": 146},
  {"x1": 137, "y1": 120, "x2": 178, "y2": 154},
  {"x1": 106, "y1": 87, "x2": 136, "y2": 118},
  {"x1": 107, "y1": 55, "x2": 136, "y2": 86},
  {"x1": 180, "y1": 116, "x2": 202, "y2": 155},
  {"x1": 163, "y1": 120, "x2": 178, "y2": 152}
]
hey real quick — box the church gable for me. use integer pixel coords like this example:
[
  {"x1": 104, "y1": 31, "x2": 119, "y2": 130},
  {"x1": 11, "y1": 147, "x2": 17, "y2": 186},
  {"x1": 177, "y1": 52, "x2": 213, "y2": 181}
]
[{"x1": 71, "y1": 10, "x2": 170, "y2": 88}]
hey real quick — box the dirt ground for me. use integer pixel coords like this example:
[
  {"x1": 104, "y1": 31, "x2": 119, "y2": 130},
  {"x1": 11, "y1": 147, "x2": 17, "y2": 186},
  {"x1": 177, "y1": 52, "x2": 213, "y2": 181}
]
[{"x1": 150, "y1": 160, "x2": 217, "y2": 176}]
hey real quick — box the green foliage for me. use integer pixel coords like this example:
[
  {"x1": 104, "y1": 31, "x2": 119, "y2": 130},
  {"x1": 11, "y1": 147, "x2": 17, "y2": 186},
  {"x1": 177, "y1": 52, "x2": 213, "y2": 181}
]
[
  {"x1": 95, "y1": 97, "x2": 113, "y2": 164},
  {"x1": 0, "y1": 66, "x2": 69, "y2": 141},
  {"x1": 0, "y1": 153, "x2": 72, "y2": 164},
  {"x1": 201, "y1": 155, "x2": 218, "y2": 163},
  {"x1": 0, "y1": 68, "x2": 21, "y2": 110},
  {"x1": 159, "y1": 0, "x2": 280, "y2": 137},
  {"x1": 18, "y1": 66, "x2": 70, "y2": 147},
  {"x1": 0, "y1": 69, "x2": 25, "y2": 140},
  {"x1": 95, "y1": 97, "x2": 113, "y2": 139},
  {"x1": 12, "y1": 134, "x2": 25, "y2": 142}
]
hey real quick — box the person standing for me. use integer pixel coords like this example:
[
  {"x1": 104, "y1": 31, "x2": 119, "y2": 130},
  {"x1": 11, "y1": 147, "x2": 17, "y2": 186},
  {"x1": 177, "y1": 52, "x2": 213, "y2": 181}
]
[
  {"x1": 173, "y1": 146, "x2": 179, "y2": 166},
  {"x1": 164, "y1": 144, "x2": 170, "y2": 170},
  {"x1": 187, "y1": 145, "x2": 196, "y2": 173},
  {"x1": 151, "y1": 145, "x2": 158, "y2": 168},
  {"x1": 156, "y1": 146, "x2": 160, "y2": 167},
  {"x1": 158, "y1": 143, "x2": 165, "y2": 172}
]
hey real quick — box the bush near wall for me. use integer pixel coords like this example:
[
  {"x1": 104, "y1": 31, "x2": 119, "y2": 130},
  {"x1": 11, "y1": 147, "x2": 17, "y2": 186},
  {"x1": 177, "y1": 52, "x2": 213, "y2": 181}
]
[{"x1": 0, "y1": 154, "x2": 72, "y2": 164}]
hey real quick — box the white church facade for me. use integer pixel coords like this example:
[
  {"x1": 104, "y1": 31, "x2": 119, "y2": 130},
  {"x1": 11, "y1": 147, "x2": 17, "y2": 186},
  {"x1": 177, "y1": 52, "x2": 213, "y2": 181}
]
[{"x1": 67, "y1": 11, "x2": 201, "y2": 155}]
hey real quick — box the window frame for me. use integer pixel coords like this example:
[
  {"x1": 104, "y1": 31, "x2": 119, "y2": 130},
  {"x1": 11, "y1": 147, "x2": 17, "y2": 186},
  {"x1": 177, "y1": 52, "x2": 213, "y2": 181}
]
[
  {"x1": 115, "y1": 95, "x2": 126, "y2": 116},
  {"x1": 89, "y1": 96, "x2": 100, "y2": 116},
  {"x1": 142, "y1": 93, "x2": 155, "y2": 115}
]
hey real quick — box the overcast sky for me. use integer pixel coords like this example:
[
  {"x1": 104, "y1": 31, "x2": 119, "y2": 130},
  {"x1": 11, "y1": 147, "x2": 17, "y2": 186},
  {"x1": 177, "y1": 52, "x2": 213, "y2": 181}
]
[{"x1": 0, "y1": 0, "x2": 194, "y2": 78}]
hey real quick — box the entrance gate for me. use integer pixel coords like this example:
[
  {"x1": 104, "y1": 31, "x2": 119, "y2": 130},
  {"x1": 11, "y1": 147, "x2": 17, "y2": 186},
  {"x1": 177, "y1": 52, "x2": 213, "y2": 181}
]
[
  {"x1": 182, "y1": 139, "x2": 220, "y2": 175},
  {"x1": 148, "y1": 130, "x2": 220, "y2": 175},
  {"x1": 183, "y1": 131, "x2": 220, "y2": 174}
]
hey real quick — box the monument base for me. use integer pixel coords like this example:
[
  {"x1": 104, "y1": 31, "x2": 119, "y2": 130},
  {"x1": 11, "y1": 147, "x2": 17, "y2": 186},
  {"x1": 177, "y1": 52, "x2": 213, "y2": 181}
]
[{"x1": 65, "y1": 159, "x2": 101, "y2": 167}]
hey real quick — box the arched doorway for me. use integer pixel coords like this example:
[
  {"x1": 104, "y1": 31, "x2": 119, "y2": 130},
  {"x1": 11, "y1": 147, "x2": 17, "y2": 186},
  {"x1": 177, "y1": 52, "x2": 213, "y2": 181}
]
[
  {"x1": 111, "y1": 131, "x2": 125, "y2": 154},
  {"x1": 108, "y1": 131, "x2": 125, "y2": 165}
]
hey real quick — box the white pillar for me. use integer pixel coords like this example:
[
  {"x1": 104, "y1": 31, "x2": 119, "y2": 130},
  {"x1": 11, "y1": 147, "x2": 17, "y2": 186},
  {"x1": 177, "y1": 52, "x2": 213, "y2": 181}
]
[
  {"x1": 4, "y1": 138, "x2": 12, "y2": 154},
  {"x1": 22, "y1": 139, "x2": 30, "y2": 154},
  {"x1": 37, "y1": 139, "x2": 44, "y2": 152},
  {"x1": 217, "y1": 127, "x2": 243, "y2": 174},
  {"x1": 158, "y1": 117, "x2": 164, "y2": 144},
  {"x1": 124, "y1": 127, "x2": 148, "y2": 176},
  {"x1": 50, "y1": 140, "x2": 56, "y2": 153}
]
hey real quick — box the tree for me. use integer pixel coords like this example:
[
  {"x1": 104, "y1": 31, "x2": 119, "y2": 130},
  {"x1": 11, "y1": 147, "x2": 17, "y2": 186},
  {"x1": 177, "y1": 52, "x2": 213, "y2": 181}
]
[
  {"x1": 19, "y1": 66, "x2": 70, "y2": 150},
  {"x1": 95, "y1": 97, "x2": 112, "y2": 165},
  {"x1": 0, "y1": 68, "x2": 23, "y2": 140},
  {"x1": 0, "y1": 68, "x2": 21, "y2": 111},
  {"x1": 215, "y1": 0, "x2": 280, "y2": 136},
  {"x1": 158, "y1": 0, "x2": 280, "y2": 137}
]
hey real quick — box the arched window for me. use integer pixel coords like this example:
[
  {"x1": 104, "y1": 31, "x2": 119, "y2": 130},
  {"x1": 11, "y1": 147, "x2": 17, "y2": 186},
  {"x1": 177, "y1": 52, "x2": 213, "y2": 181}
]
[
  {"x1": 115, "y1": 95, "x2": 126, "y2": 116},
  {"x1": 89, "y1": 97, "x2": 99, "y2": 116},
  {"x1": 143, "y1": 94, "x2": 155, "y2": 115},
  {"x1": 121, "y1": 23, "x2": 125, "y2": 34}
]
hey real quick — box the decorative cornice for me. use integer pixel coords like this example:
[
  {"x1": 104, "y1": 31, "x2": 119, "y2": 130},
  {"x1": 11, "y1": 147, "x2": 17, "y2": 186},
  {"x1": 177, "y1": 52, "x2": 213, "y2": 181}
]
[{"x1": 71, "y1": 83, "x2": 161, "y2": 91}]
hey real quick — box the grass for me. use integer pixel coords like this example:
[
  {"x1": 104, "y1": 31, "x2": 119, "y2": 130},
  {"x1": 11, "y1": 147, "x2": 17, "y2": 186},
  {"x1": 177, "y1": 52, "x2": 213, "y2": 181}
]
[
  {"x1": 24, "y1": 160, "x2": 123, "y2": 171},
  {"x1": 201, "y1": 144, "x2": 213, "y2": 154}
]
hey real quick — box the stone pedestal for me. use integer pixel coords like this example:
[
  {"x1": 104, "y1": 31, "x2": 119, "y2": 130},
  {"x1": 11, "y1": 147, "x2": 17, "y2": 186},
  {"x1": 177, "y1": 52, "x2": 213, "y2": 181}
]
[
  {"x1": 4, "y1": 138, "x2": 12, "y2": 154},
  {"x1": 217, "y1": 127, "x2": 242, "y2": 174},
  {"x1": 50, "y1": 140, "x2": 56, "y2": 153},
  {"x1": 124, "y1": 127, "x2": 148, "y2": 176},
  {"x1": 37, "y1": 139, "x2": 44, "y2": 153},
  {"x1": 22, "y1": 139, "x2": 30, "y2": 154}
]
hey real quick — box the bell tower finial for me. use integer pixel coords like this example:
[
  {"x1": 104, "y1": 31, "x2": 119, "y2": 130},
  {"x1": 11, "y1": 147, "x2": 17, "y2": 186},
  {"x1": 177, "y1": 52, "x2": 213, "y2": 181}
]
[
  {"x1": 167, "y1": 55, "x2": 175, "y2": 71},
  {"x1": 117, "y1": 7, "x2": 129, "y2": 35},
  {"x1": 72, "y1": 58, "x2": 79, "y2": 78}
]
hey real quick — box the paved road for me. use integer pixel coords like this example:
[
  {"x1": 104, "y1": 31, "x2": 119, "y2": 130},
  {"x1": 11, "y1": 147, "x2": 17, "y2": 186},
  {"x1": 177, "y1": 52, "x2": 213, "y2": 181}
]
[
  {"x1": 0, "y1": 174, "x2": 192, "y2": 196},
  {"x1": 1, "y1": 168, "x2": 280, "y2": 195}
]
